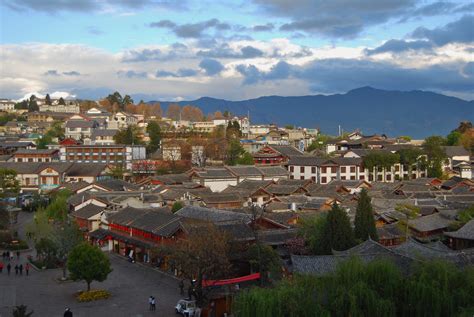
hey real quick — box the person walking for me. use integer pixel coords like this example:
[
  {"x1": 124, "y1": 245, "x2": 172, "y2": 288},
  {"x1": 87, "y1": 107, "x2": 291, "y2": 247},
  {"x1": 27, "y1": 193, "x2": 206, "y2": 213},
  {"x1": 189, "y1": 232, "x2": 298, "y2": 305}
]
[
  {"x1": 7, "y1": 263, "x2": 11, "y2": 275},
  {"x1": 148, "y1": 296, "x2": 153, "y2": 311},
  {"x1": 25, "y1": 263, "x2": 30, "y2": 276},
  {"x1": 0, "y1": 261, "x2": 3, "y2": 273},
  {"x1": 64, "y1": 307, "x2": 73, "y2": 317},
  {"x1": 19, "y1": 264, "x2": 23, "y2": 275},
  {"x1": 151, "y1": 296, "x2": 156, "y2": 311},
  {"x1": 14, "y1": 264, "x2": 18, "y2": 275},
  {"x1": 179, "y1": 279, "x2": 184, "y2": 295}
]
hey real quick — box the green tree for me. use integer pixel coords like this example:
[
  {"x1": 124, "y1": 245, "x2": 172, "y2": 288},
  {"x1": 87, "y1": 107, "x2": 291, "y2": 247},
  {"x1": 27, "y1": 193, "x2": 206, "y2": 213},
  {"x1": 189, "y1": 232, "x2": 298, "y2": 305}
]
[
  {"x1": 68, "y1": 243, "x2": 112, "y2": 291},
  {"x1": 45, "y1": 93, "x2": 52, "y2": 105},
  {"x1": 354, "y1": 189, "x2": 378, "y2": 241},
  {"x1": 58, "y1": 97, "x2": 65, "y2": 105},
  {"x1": 446, "y1": 131, "x2": 461, "y2": 146},
  {"x1": 0, "y1": 168, "x2": 20, "y2": 197},
  {"x1": 236, "y1": 152, "x2": 254, "y2": 165},
  {"x1": 247, "y1": 243, "x2": 281, "y2": 285},
  {"x1": 171, "y1": 201, "x2": 183, "y2": 213},
  {"x1": 42, "y1": 189, "x2": 71, "y2": 221},
  {"x1": 226, "y1": 139, "x2": 245, "y2": 165},
  {"x1": 28, "y1": 95, "x2": 38, "y2": 112},
  {"x1": 113, "y1": 125, "x2": 142, "y2": 145},
  {"x1": 299, "y1": 214, "x2": 330, "y2": 254},
  {"x1": 307, "y1": 134, "x2": 331, "y2": 152},
  {"x1": 423, "y1": 136, "x2": 447, "y2": 177},
  {"x1": 146, "y1": 120, "x2": 161, "y2": 154},
  {"x1": 52, "y1": 222, "x2": 84, "y2": 279},
  {"x1": 324, "y1": 203, "x2": 355, "y2": 251},
  {"x1": 398, "y1": 147, "x2": 424, "y2": 177}
]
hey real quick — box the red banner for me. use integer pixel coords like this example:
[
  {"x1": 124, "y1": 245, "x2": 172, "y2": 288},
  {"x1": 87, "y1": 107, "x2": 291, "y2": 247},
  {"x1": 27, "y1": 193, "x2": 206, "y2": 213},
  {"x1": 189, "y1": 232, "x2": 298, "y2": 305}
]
[{"x1": 202, "y1": 273, "x2": 260, "y2": 287}]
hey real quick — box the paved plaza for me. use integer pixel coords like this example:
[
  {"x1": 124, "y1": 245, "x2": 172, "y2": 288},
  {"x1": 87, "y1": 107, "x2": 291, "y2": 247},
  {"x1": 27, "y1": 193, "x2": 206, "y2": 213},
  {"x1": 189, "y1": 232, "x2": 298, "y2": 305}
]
[
  {"x1": 1, "y1": 212, "x2": 183, "y2": 317},
  {"x1": 0, "y1": 253, "x2": 183, "y2": 317}
]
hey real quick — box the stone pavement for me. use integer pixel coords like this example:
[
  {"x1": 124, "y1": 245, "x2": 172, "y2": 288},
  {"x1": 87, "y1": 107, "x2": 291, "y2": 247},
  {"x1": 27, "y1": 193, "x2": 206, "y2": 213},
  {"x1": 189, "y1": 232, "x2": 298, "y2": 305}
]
[{"x1": 0, "y1": 253, "x2": 183, "y2": 317}]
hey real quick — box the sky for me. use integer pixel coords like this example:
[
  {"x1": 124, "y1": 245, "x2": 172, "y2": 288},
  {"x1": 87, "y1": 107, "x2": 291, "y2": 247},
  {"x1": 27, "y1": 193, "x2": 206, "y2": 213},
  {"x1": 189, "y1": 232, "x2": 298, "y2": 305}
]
[{"x1": 0, "y1": 0, "x2": 473, "y2": 102}]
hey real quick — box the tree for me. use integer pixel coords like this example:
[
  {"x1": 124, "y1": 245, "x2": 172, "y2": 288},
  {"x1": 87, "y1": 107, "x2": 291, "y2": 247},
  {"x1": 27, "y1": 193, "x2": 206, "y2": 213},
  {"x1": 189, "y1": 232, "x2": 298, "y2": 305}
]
[
  {"x1": 107, "y1": 165, "x2": 125, "y2": 179},
  {"x1": 236, "y1": 152, "x2": 254, "y2": 165},
  {"x1": 0, "y1": 168, "x2": 20, "y2": 197},
  {"x1": 354, "y1": 189, "x2": 378, "y2": 241},
  {"x1": 423, "y1": 136, "x2": 447, "y2": 177},
  {"x1": 226, "y1": 139, "x2": 245, "y2": 165},
  {"x1": 52, "y1": 222, "x2": 83, "y2": 279},
  {"x1": 113, "y1": 125, "x2": 143, "y2": 145},
  {"x1": 146, "y1": 120, "x2": 161, "y2": 154},
  {"x1": 58, "y1": 97, "x2": 65, "y2": 105},
  {"x1": 28, "y1": 95, "x2": 38, "y2": 112},
  {"x1": 170, "y1": 224, "x2": 231, "y2": 306},
  {"x1": 167, "y1": 104, "x2": 181, "y2": 120},
  {"x1": 307, "y1": 134, "x2": 331, "y2": 152},
  {"x1": 299, "y1": 214, "x2": 330, "y2": 254},
  {"x1": 453, "y1": 121, "x2": 473, "y2": 134},
  {"x1": 398, "y1": 147, "x2": 424, "y2": 177},
  {"x1": 171, "y1": 201, "x2": 183, "y2": 213},
  {"x1": 42, "y1": 189, "x2": 71, "y2": 221},
  {"x1": 446, "y1": 131, "x2": 461, "y2": 146},
  {"x1": 181, "y1": 105, "x2": 204, "y2": 122},
  {"x1": 45, "y1": 93, "x2": 52, "y2": 105},
  {"x1": 246, "y1": 244, "x2": 281, "y2": 285},
  {"x1": 68, "y1": 243, "x2": 112, "y2": 291},
  {"x1": 324, "y1": 203, "x2": 355, "y2": 251}
]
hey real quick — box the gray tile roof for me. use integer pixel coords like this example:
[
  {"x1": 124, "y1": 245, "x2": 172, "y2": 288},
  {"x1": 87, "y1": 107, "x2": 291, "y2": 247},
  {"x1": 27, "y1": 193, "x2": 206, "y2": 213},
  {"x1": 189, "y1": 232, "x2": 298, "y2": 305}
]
[
  {"x1": 65, "y1": 163, "x2": 108, "y2": 177},
  {"x1": 408, "y1": 213, "x2": 452, "y2": 232},
  {"x1": 176, "y1": 205, "x2": 250, "y2": 224},
  {"x1": 96, "y1": 179, "x2": 140, "y2": 191},
  {"x1": 442, "y1": 146, "x2": 470, "y2": 157},
  {"x1": 65, "y1": 120, "x2": 98, "y2": 129},
  {"x1": 445, "y1": 220, "x2": 474, "y2": 240},
  {"x1": 225, "y1": 165, "x2": 263, "y2": 177},
  {"x1": 269, "y1": 145, "x2": 304, "y2": 157},
  {"x1": 256, "y1": 166, "x2": 289, "y2": 177},
  {"x1": 72, "y1": 204, "x2": 105, "y2": 219}
]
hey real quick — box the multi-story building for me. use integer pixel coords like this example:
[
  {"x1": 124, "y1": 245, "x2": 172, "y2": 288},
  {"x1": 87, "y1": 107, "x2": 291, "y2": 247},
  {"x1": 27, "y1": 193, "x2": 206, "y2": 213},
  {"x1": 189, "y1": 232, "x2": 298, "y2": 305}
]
[
  {"x1": 288, "y1": 157, "x2": 365, "y2": 184},
  {"x1": 65, "y1": 114, "x2": 100, "y2": 140},
  {"x1": 13, "y1": 149, "x2": 60, "y2": 163},
  {"x1": 39, "y1": 103, "x2": 79, "y2": 113},
  {"x1": 59, "y1": 144, "x2": 146, "y2": 170},
  {"x1": 0, "y1": 99, "x2": 15, "y2": 112}
]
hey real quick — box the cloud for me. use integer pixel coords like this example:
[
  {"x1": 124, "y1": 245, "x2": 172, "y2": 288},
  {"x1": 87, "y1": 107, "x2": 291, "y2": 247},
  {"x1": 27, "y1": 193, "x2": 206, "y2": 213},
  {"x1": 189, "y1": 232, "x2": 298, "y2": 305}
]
[
  {"x1": 63, "y1": 71, "x2": 81, "y2": 76},
  {"x1": 199, "y1": 59, "x2": 224, "y2": 76},
  {"x1": 366, "y1": 39, "x2": 434, "y2": 55},
  {"x1": 252, "y1": 23, "x2": 274, "y2": 32},
  {"x1": 122, "y1": 48, "x2": 173, "y2": 62},
  {"x1": 3, "y1": 0, "x2": 185, "y2": 13},
  {"x1": 87, "y1": 26, "x2": 103, "y2": 35},
  {"x1": 254, "y1": 0, "x2": 417, "y2": 38},
  {"x1": 117, "y1": 70, "x2": 148, "y2": 78},
  {"x1": 411, "y1": 15, "x2": 474, "y2": 46},
  {"x1": 197, "y1": 44, "x2": 264, "y2": 59},
  {"x1": 155, "y1": 68, "x2": 198, "y2": 77},
  {"x1": 44, "y1": 70, "x2": 60, "y2": 76},
  {"x1": 149, "y1": 18, "x2": 231, "y2": 38}
]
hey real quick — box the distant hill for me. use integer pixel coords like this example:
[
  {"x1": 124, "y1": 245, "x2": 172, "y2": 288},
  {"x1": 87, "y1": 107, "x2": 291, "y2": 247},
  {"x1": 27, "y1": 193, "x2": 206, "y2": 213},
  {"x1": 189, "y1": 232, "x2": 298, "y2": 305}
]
[{"x1": 150, "y1": 87, "x2": 474, "y2": 138}]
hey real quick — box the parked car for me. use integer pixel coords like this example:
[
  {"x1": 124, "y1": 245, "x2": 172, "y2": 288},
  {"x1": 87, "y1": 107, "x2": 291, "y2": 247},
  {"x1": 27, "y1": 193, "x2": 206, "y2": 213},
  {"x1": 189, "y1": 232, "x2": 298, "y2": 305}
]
[{"x1": 175, "y1": 299, "x2": 196, "y2": 316}]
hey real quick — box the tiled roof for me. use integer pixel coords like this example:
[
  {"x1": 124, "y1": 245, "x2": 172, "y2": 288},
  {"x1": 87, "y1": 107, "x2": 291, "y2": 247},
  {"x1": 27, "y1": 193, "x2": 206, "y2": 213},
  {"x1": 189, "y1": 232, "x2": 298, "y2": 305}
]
[
  {"x1": 442, "y1": 146, "x2": 470, "y2": 157},
  {"x1": 176, "y1": 205, "x2": 250, "y2": 224},
  {"x1": 408, "y1": 213, "x2": 452, "y2": 232},
  {"x1": 96, "y1": 179, "x2": 140, "y2": 191},
  {"x1": 269, "y1": 145, "x2": 304, "y2": 157},
  {"x1": 65, "y1": 120, "x2": 98, "y2": 128},
  {"x1": 225, "y1": 165, "x2": 263, "y2": 177},
  {"x1": 72, "y1": 204, "x2": 105, "y2": 219},
  {"x1": 445, "y1": 220, "x2": 474, "y2": 240},
  {"x1": 65, "y1": 163, "x2": 108, "y2": 177},
  {"x1": 257, "y1": 166, "x2": 289, "y2": 176}
]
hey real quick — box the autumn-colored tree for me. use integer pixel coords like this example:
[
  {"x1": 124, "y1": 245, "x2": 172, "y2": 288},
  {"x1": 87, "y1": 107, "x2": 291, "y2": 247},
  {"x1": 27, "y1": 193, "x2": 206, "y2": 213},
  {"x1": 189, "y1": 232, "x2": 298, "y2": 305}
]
[
  {"x1": 167, "y1": 104, "x2": 181, "y2": 120},
  {"x1": 181, "y1": 105, "x2": 204, "y2": 122},
  {"x1": 213, "y1": 111, "x2": 224, "y2": 119},
  {"x1": 169, "y1": 224, "x2": 231, "y2": 306},
  {"x1": 149, "y1": 103, "x2": 163, "y2": 117}
]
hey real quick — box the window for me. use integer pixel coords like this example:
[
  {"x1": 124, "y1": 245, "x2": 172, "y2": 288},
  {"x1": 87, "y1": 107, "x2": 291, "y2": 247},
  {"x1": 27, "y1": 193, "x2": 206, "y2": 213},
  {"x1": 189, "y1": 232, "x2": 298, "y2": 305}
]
[
  {"x1": 386, "y1": 174, "x2": 392, "y2": 181},
  {"x1": 300, "y1": 166, "x2": 304, "y2": 173},
  {"x1": 341, "y1": 176, "x2": 346, "y2": 180},
  {"x1": 17, "y1": 158, "x2": 22, "y2": 162},
  {"x1": 341, "y1": 166, "x2": 346, "y2": 173},
  {"x1": 300, "y1": 176, "x2": 305, "y2": 180},
  {"x1": 350, "y1": 166, "x2": 356, "y2": 173},
  {"x1": 290, "y1": 166, "x2": 294, "y2": 172},
  {"x1": 377, "y1": 174, "x2": 383, "y2": 181},
  {"x1": 311, "y1": 176, "x2": 316, "y2": 182},
  {"x1": 321, "y1": 167, "x2": 327, "y2": 173},
  {"x1": 395, "y1": 165, "x2": 400, "y2": 172},
  {"x1": 360, "y1": 175, "x2": 365, "y2": 180},
  {"x1": 290, "y1": 175, "x2": 294, "y2": 179},
  {"x1": 28, "y1": 158, "x2": 33, "y2": 162},
  {"x1": 350, "y1": 176, "x2": 356, "y2": 180},
  {"x1": 311, "y1": 166, "x2": 316, "y2": 173},
  {"x1": 321, "y1": 176, "x2": 327, "y2": 183},
  {"x1": 331, "y1": 166, "x2": 337, "y2": 173}
]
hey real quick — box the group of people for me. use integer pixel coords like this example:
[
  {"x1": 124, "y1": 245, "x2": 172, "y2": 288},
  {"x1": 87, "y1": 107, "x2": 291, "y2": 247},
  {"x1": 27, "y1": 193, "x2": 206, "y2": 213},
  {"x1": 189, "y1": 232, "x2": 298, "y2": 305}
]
[
  {"x1": 148, "y1": 296, "x2": 156, "y2": 311},
  {"x1": 0, "y1": 251, "x2": 30, "y2": 276}
]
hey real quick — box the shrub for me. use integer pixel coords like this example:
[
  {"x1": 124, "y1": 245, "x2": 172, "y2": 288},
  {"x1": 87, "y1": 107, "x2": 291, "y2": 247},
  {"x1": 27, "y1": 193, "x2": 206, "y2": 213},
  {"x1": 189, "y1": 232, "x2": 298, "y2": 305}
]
[{"x1": 76, "y1": 289, "x2": 111, "y2": 302}]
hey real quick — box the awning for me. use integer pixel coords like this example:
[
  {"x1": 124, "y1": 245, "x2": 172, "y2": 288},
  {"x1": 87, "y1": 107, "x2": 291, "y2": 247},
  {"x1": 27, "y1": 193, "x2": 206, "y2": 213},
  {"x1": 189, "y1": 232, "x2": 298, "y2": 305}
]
[{"x1": 202, "y1": 273, "x2": 260, "y2": 287}]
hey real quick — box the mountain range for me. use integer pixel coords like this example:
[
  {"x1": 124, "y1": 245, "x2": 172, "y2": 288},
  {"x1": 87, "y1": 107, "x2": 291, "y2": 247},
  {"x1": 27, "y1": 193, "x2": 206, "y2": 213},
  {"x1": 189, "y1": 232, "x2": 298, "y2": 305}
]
[{"x1": 152, "y1": 87, "x2": 474, "y2": 138}]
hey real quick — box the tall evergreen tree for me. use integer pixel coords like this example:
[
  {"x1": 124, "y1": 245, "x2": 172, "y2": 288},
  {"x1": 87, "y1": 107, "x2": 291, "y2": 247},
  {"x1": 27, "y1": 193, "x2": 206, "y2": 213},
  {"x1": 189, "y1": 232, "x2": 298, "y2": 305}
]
[
  {"x1": 45, "y1": 93, "x2": 52, "y2": 105},
  {"x1": 354, "y1": 189, "x2": 378, "y2": 241},
  {"x1": 324, "y1": 203, "x2": 355, "y2": 251}
]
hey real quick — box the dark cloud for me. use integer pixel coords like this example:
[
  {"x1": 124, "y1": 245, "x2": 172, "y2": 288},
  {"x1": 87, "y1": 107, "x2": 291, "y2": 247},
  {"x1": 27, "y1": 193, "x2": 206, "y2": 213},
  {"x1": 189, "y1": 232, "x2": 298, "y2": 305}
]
[
  {"x1": 63, "y1": 71, "x2": 81, "y2": 76},
  {"x1": 400, "y1": 1, "x2": 474, "y2": 22},
  {"x1": 411, "y1": 15, "x2": 474, "y2": 46},
  {"x1": 155, "y1": 68, "x2": 198, "y2": 78},
  {"x1": 199, "y1": 59, "x2": 224, "y2": 76},
  {"x1": 122, "y1": 48, "x2": 176, "y2": 62},
  {"x1": 197, "y1": 44, "x2": 264, "y2": 59},
  {"x1": 44, "y1": 70, "x2": 60, "y2": 76},
  {"x1": 365, "y1": 39, "x2": 434, "y2": 55},
  {"x1": 252, "y1": 23, "x2": 274, "y2": 32},
  {"x1": 149, "y1": 18, "x2": 231, "y2": 38},
  {"x1": 255, "y1": 0, "x2": 416, "y2": 38},
  {"x1": 3, "y1": 0, "x2": 185, "y2": 13},
  {"x1": 236, "y1": 58, "x2": 473, "y2": 95},
  {"x1": 117, "y1": 70, "x2": 148, "y2": 78}
]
